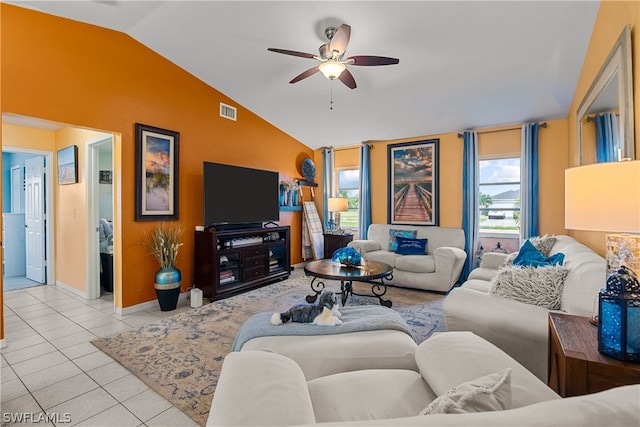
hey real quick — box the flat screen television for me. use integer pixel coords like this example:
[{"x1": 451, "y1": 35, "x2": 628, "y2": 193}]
[{"x1": 203, "y1": 162, "x2": 280, "y2": 227}]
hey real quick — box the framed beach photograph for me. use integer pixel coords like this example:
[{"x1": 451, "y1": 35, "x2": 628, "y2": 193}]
[
  {"x1": 135, "y1": 123, "x2": 180, "y2": 221},
  {"x1": 57, "y1": 145, "x2": 78, "y2": 185},
  {"x1": 387, "y1": 139, "x2": 439, "y2": 226}
]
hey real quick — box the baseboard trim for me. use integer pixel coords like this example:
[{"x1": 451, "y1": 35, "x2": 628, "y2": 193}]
[
  {"x1": 55, "y1": 281, "x2": 88, "y2": 299},
  {"x1": 116, "y1": 292, "x2": 189, "y2": 316}
]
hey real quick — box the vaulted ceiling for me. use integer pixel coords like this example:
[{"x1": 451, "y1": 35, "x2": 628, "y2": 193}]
[{"x1": 4, "y1": 1, "x2": 600, "y2": 149}]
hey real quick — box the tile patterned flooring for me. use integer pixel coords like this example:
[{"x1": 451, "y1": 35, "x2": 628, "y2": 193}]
[{"x1": 1, "y1": 282, "x2": 200, "y2": 426}]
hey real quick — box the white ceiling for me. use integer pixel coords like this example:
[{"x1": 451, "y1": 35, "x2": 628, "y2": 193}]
[{"x1": 4, "y1": 1, "x2": 600, "y2": 149}]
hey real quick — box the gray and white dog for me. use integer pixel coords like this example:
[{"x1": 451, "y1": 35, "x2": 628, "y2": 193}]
[{"x1": 270, "y1": 290, "x2": 342, "y2": 326}]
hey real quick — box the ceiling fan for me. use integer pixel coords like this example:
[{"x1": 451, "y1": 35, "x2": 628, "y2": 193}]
[{"x1": 268, "y1": 24, "x2": 399, "y2": 89}]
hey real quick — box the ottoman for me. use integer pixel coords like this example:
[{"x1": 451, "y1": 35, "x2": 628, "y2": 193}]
[{"x1": 235, "y1": 305, "x2": 419, "y2": 379}]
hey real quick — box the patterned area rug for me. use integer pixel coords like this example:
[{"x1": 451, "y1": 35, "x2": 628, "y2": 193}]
[{"x1": 91, "y1": 275, "x2": 445, "y2": 426}]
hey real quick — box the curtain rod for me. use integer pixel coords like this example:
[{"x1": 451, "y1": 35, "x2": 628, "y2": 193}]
[
  {"x1": 586, "y1": 113, "x2": 619, "y2": 122},
  {"x1": 320, "y1": 144, "x2": 373, "y2": 152},
  {"x1": 457, "y1": 122, "x2": 547, "y2": 138}
]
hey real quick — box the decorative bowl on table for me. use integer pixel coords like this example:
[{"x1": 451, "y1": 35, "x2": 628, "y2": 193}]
[{"x1": 332, "y1": 247, "x2": 362, "y2": 267}]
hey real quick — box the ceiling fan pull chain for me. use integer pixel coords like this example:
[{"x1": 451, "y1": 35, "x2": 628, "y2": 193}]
[{"x1": 330, "y1": 81, "x2": 334, "y2": 110}]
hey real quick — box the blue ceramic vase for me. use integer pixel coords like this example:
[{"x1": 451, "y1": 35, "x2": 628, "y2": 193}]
[{"x1": 154, "y1": 267, "x2": 181, "y2": 311}]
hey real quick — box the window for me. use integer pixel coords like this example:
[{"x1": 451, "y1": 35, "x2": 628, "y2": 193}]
[
  {"x1": 336, "y1": 168, "x2": 359, "y2": 234},
  {"x1": 478, "y1": 157, "x2": 520, "y2": 238}
]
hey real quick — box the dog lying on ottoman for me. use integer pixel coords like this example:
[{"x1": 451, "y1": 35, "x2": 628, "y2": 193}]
[
  {"x1": 271, "y1": 290, "x2": 342, "y2": 326},
  {"x1": 233, "y1": 294, "x2": 419, "y2": 380}
]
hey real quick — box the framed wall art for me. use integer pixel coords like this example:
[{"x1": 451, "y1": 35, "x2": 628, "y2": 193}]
[
  {"x1": 387, "y1": 139, "x2": 439, "y2": 226},
  {"x1": 135, "y1": 123, "x2": 180, "y2": 221},
  {"x1": 99, "y1": 170, "x2": 112, "y2": 184},
  {"x1": 57, "y1": 145, "x2": 78, "y2": 185}
]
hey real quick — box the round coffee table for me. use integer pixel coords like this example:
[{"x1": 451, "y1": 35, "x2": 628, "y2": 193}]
[{"x1": 303, "y1": 259, "x2": 393, "y2": 307}]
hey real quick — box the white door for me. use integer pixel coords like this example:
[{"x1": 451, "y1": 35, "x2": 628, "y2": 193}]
[
  {"x1": 25, "y1": 156, "x2": 46, "y2": 283},
  {"x1": 10, "y1": 166, "x2": 22, "y2": 213}
]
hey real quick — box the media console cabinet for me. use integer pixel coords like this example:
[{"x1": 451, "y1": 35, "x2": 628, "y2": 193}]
[{"x1": 194, "y1": 226, "x2": 291, "y2": 300}]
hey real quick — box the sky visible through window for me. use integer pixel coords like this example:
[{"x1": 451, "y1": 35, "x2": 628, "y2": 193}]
[{"x1": 479, "y1": 158, "x2": 520, "y2": 196}]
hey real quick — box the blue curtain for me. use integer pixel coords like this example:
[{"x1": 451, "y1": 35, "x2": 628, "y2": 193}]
[
  {"x1": 595, "y1": 113, "x2": 619, "y2": 162},
  {"x1": 358, "y1": 143, "x2": 372, "y2": 239},
  {"x1": 460, "y1": 131, "x2": 478, "y2": 282},
  {"x1": 521, "y1": 123, "x2": 539, "y2": 240},
  {"x1": 322, "y1": 148, "x2": 334, "y2": 232}
]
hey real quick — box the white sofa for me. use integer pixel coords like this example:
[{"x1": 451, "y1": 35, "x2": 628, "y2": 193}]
[
  {"x1": 207, "y1": 331, "x2": 639, "y2": 426},
  {"x1": 443, "y1": 235, "x2": 605, "y2": 381},
  {"x1": 347, "y1": 224, "x2": 467, "y2": 292}
]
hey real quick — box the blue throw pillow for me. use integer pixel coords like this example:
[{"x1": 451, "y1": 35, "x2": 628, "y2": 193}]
[
  {"x1": 389, "y1": 229, "x2": 417, "y2": 252},
  {"x1": 513, "y1": 240, "x2": 564, "y2": 267},
  {"x1": 396, "y1": 237, "x2": 428, "y2": 255}
]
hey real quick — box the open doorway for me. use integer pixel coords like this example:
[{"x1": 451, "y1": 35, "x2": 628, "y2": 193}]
[{"x1": 86, "y1": 135, "x2": 115, "y2": 300}]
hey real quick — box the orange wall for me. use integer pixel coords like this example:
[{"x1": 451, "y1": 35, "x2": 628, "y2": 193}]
[
  {"x1": 1, "y1": 4, "x2": 313, "y2": 314},
  {"x1": 567, "y1": 0, "x2": 640, "y2": 255}
]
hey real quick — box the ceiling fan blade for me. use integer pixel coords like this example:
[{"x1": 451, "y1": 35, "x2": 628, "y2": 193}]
[
  {"x1": 330, "y1": 24, "x2": 351, "y2": 56},
  {"x1": 289, "y1": 66, "x2": 320, "y2": 84},
  {"x1": 346, "y1": 55, "x2": 400, "y2": 66},
  {"x1": 268, "y1": 48, "x2": 316, "y2": 59},
  {"x1": 338, "y1": 69, "x2": 357, "y2": 89}
]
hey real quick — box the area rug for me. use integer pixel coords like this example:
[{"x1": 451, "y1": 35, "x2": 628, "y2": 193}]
[{"x1": 91, "y1": 275, "x2": 445, "y2": 426}]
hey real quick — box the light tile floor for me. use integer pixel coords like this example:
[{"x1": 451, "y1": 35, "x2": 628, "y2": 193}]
[{"x1": 1, "y1": 283, "x2": 199, "y2": 427}]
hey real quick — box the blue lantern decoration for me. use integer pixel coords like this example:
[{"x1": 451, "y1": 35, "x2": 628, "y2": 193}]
[
  {"x1": 598, "y1": 265, "x2": 640, "y2": 361},
  {"x1": 332, "y1": 247, "x2": 362, "y2": 268}
]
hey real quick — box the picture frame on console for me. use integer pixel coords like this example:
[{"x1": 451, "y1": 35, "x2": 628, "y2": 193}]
[
  {"x1": 387, "y1": 139, "x2": 439, "y2": 226},
  {"x1": 135, "y1": 123, "x2": 180, "y2": 221}
]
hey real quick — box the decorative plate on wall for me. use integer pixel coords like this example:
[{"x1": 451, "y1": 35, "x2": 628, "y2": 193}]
[{"x1": 301, "y1": 157, "x2": 316, "y2": 181}]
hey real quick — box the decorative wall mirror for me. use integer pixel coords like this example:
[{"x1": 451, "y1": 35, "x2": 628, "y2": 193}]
[{"x1": 576, "y1": 25, "x2": 634, "y2": 164}]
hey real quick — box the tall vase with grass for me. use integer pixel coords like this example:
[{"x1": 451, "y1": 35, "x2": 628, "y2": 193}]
[{"x1": 144, "y1": 224, "x2": 184, "y2": 311}]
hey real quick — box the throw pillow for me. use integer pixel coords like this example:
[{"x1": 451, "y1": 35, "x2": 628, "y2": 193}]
[
  {"x1": 420, "y1": 368, "x2": 512, "y2": 415},
  {"x1": 490, "y1": 265, "x2": 569, "y2": 310},
  {"x1": 512, "y1": 240, "x2": 564, "y2": 267},
  {"x1": 528, "y1": 234, "x2": 557, "y2": 258},
  {"x1": 388, "y1": 229, "x2": 417, "y2": 252},
  {"x1": 395, "y1": 237, "x2": 428, "y2": 255}
]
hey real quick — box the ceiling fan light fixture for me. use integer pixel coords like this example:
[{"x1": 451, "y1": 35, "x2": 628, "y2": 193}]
[{"x1": 319, "y1": 61, "x2": 346, "y2": 80}]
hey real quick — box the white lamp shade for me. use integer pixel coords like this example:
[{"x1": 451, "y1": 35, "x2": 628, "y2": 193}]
[
  {"x1": 318, "y1": 61, "x2": 346, "y2": 80},
  {"x1": 327, "y1": 197, "x2": 348, "y2": 212},
  {"x1": 565, "y1": 160, "x2": 640, "y2": 232}
]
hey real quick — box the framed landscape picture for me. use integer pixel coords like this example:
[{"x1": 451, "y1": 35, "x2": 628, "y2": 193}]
[
  {"x1": 57, "y1": 145, "x2": 78, "y2": 185},
  {"x1": 387, "y1": 139, "x2": 439, "y2": 226},
  {"x1": 135, "y1": 123, "x2": 180, "y2": 221}
]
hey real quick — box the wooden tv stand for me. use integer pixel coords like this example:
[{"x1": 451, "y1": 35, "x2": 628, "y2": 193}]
[{"x1": 193, "y1": 226, "x2": 291, "y2": 301}]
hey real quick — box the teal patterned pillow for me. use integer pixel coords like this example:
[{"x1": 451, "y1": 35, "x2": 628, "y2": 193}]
[{"x1": 389, "y1": 229, "x2": 417, "y2": 252}]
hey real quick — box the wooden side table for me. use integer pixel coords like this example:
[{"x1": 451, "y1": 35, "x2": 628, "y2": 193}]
[
  {"x1": 548, "y1": 312, "x2": 640, "y2": 397},
  {"x1": 323, "y1": 233, "x2": 354, "y2": 259}
]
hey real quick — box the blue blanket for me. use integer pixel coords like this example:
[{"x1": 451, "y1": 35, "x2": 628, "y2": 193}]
[{"x1": 231, "y1": 305, "x2": 415, "y2": 351}]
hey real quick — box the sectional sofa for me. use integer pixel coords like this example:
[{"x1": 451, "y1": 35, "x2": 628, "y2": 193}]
[
  {"x1": 207, "y1": 331, "x2": 639, "y2": 426},
  {"x1": 443, "y1": 235, "x2": 605, "y2": 380}
]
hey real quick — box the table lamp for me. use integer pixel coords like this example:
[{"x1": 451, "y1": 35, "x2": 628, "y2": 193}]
[
  {"x1": 327, "y1": 197, "x2": 348, "y2": 232},
  {"x1": 565, "y1": 160, "x2": 640, "y2": 361}
]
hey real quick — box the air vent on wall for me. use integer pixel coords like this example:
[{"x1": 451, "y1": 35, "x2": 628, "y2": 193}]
[{"x1": 220, "y1": 103, "x2": 237, "y2": 121}]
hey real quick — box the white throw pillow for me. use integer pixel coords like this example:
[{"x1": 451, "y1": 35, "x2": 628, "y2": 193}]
[
  {"x1": 420, "y1": 368, "x2": 512, "y2": 415},
  {"x1": 490, "y1": 265, "x2": 568, "y2": 310}
]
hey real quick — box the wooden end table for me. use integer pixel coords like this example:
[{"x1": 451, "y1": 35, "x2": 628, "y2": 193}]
[
  {"x1": 548, "y1": 312, "x2": 640, "y2": 397},
  {"x1": 323, "y1": 233, "x2": 354, "y2": 259}
]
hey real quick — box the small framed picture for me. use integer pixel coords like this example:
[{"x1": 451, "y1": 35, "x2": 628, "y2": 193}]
[
  {"x1": 135, "y1": 123, "x2": 180, "y2": 221},
  {"x1": 57, "y1": 145, "x2": 78, "y2": 185},
  {"x1": 99, "y1": 170, "x2": 112, "y2": 184}
]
